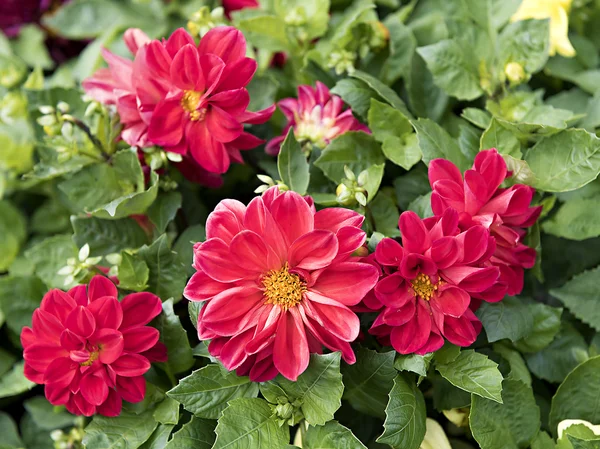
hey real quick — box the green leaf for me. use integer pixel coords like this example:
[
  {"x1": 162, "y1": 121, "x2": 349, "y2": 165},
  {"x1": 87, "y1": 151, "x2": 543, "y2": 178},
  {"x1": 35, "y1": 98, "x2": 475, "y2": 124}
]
[
  {"x1": 470, "y1": 379, "x2": 540, "y2": 449},
  {"x1": 531, "y1": 431, "x2": 557, "y2": 449},
  {"x1": 0, "y1": 200, "x2": 26, "y2": 271},
  {"x1": 168, "y1": 365, "x2": 259, "y2": 420},
  {"x1": 72, "y1": 216, "x2": 148, "y2": 256},
  {"x1": 369, "y1": 190, "x2": 401, "y2": 237},
  {"x1": 164, "y1": 417, "x2": 215, "y2": 449},
  {"x1": 304, "y1": 421, "x2": 367, "y2": 449},
  {"x1": 543, "y1": 199, "x2": 600, "y2": 240},
  {"x1": 350, "y1": 70, "x2": 412, "y2": 119},
  {"x1": 0, "y1": 349, "x2": 16, "y2": 377},
  {"x1": 0, "y1": 412, "x2": 23, "y2": 449},
  {"x1": 436, "y1": 350, "x2": 503, "y2": 403},
  {"x1": 174, "y1": 224, "x2": 205, "y2": 276},
  {"x1": 260, "y1": 353, "x2": 343, "y2": 426},
  {"x1": 514, "y1": 302, "x2": 562, "y2": 353},
  {"x1": 499, "y1": 19, "x2": 550, "y2": 74},
  {"x1": 315, "y1": 132, "x2": 385, "y2": 184},
  {"x1": 431, "y1": 375, "x2": 471, "y2": 411},
  {"x1": 525, "y1": 322, "x2": 589, "y2": 383},
  {"x1": 212, "y1": 398, "x2": 289, "y2": 449},
  {"x1": 153, "y1": 397, "x2": 180, "y2": 425},
  {"x1": 342, "y1": 348, "x2": 396, "y2": 419},
  {"x1": 407, "y1": 53, "x2": 449, "y2": 122},
  {"x1": 148, "y1": 192, "x2": 182, "y2": 234},
  {"x1": 139, "y1": 424, "x2": 175, "y2": 449},
  {"x1": 23, "y1": 396, "x2": 76, "y2": 430},
  {"x1": 551, "y1": 267, "x2": 600, "y2": 330},
  {"x1": 330, "y1": 78, "x2": 380, "y2": 120},
  {"x1": 278, "y1": 129, "x2": 310, "y2": 195},
  {"x1": 524, "y1": 129, "x2": 600, "y2": 192},
  {"x1": 480, "y1": 118, "x2": 522, "y2": 158},
  {"x1": 152, "y1": 299, "x2": 193, "y2": 375},
  {"x1": 10, "y1": 24, "x2": 53, "y2": 69},
  {"x1": 493, "y1": 343, "x2": 532, "y2": 386},
  {"x1": 368, "y1": 99, "x2": 413, "y2": 142},
  {"x1": 20, "y1": 411, "x2": 54, "y2": 449},
  {"x1": 476, "y1": 296, "x2": 534, "y2": 343},
  {"x1": 417, "y1": 39, "x2": 483, "y2": 101},
  {"x1": 25, "y1": 235, "x2": 79, "y2": 289},
  {"x1": 233, "y1": 13, "x2": 290, "y2": 52},
  {"x1": 376, "y1": 375, "x2": 426, "y2": 449},
  {"x1": 462, "y1": 108, "x2": 492, "y2": 129},
  {"x1": 137, "y1": 235, "x2": 187, "y2": 302},
  {"x1": 380, "y1": 13, "x2": 417, "y2": 85},
  {"x1": 412, "y1": 118, "x2": 470, "y2": 171},
  {"x1": 549, "y1": 356, "x2": 600, "y2": 434},
  {"x1": 394, "y1": 167, "x2": 431, "y2": 210},
  {"x1": 0, "y1": 275, "x2": 45, "y2": 335},
  {"x1": 0, "y1": 362, "x2": 36, "y2": 399},
  {"x1": 118, "y1": 252, "x2": 150, "y2": 292},
  {"x1": 83, "y1": 410, "x2": 158, "y2": 449},
  {"x1": 394, "y1": 354, "x2": 433, "y2": 377},
  {"x1": 407, "y1": 192, "x2": 433, "y2": 218}
]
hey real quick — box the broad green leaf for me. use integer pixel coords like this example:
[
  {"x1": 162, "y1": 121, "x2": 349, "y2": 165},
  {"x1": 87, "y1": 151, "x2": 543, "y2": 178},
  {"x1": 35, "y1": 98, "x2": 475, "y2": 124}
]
[
  {"x1": 476, "y1": 296, "x2": 534, "y2": 343},
  {"x1": 407, "y1": 192, "x2": 433, "y2": 218},
  {"x1": 342, "y1": 348, "x2": 396, "y2": 419},
  {"x1": 407, "y1": 53, "x2": 449, "y2": 122},
  {"x1": 524, "y1": 129, "x2": 600, "y2": 192},
  {"x1": 551, "y1": 267, "x2": 600, "y2": 330},
  {"x1": 278, "y1": 129, "x2": 310, "y2": 195},
  {"x1": 83, "y1": 410, "x2": 158, "y2": 449},
  {"x1": 382, "y1": 134, "x2": 422, "y2": 170},
  {"x1": 20, "y1": 412, "x2": 54, "y2": 449},
  {"x1": 0, "y1": 200, "x2": 26, "y2": 272},
  {"x1": 394, "y1": 168, "x2": 431, "y2": 210},
  {"x1": 233, "y1": 14, "x2": 290, "y2": 52},
  {"x1": 153, "y1": 397, "x2": 180, "y2": 425},
  {"x1": 431, "y1": 375, "x2": 472, "y2": 411},
  {"x1": 315, "y1": 132, "x2": 385, "y2": 184},
  {"x1": 525, "y1": 322, "x2": 589, "y2": 383},
  {"x1": 480, "y1": 118, "x2": 522, "y2": 158},
  {"x1": 118, "y1": 253, "x2": 150, "y2": 292},
  {"x1": 0, "y1": 349, "x2": 16, "y2": 377},
  {"x1": 260, "y1": 353, "x2": 343, "y2": 426},
  {"x1": 212, "y1": 398, "x2": 289, "y2": 449},
  {"x1": 462, "y1": 108, "x2": 492, "y2": 129},
  {"x1": 0, "y1": 275, "x2": 45, "y2": 335},
  {"x1": 137, "y1": 235, "x2": 187, "y2": 302},
  {"x1": 173, "y1": 224, "x2": 206, "y2": 276},
  {"x1": 417, "y1": 39, "x2": 483, "y2": 101},
  {"x1": 369, "y1": 190, "x2": 401, "y2": 237},
  {"x1": 23, "y1": 396, "x2": 76, "y2": 430},
  {"x1": 549, "y1": 356, "x2": 600, "y2": 433},
  {"x1": 25, "y1": 235, "x2": 79, "y2": 289},
  {"x1": 380, "y1": 13, "x2": 417, "y2": 85},
  {"x1": 412, "y1": 118, "x2": 470, "y2": 171},
  {"x1": 499, "y1": 19, "x2": 550, "y2": 74},
  {"x1": 514, "y1": 302, "x2": 562, "y2": 353},
  {"x1": 10, "y1": 24, "x2": 53, "y2": 69},
  {"x1": 543, "y1": 199, "x2": 600, "y2": 240},
  {"x1": 493, "y1": 343, "x2": 532, "y2": 386},
  {"x1": 458, "y1": 122, "x2": 482, "y2": 161},
  {"x1": 72, "y1": 216, "x2": 148, "y2": 256},
  {"x1": 148, "y1": 192, "x2": 182, "y2": 234},
  {"x1": 139, "y1": 424, "x2": 175, "y2": 449},
  {"x1": 436, "y1": 350, "x2": 503, "y2": 403},
  {"x1": 152, "y1": 299, "x2": 193, "y2": 375},
  {"x1": 350, "y1": 70, "x2": 412, "y2": 119},
  {"x1": 31, "y1": 198, "x2": 71, "y2": 235},
  {"x1": 0, "y1": 412, "x2": 23, "y2": 449},
  {"x1": 330, "y1": 78, "x2": 381, "y2": 120},
  {"x1": 531, "y1": 431, "x2": 556, "y2": 449},
  {"x1": 434, "y1": 343, "x2": 461, "y2": 365},
  {"x1": 394, "y1": 353, "x2": 433, "y2": 377},
  {"x1": 376, "y1": 375, "x2": 426, "y2": 449},
  {"x1": 168, "y1": 365, "x2": 259, "y2": 420},
  {"x1": 304, "y1": 421, "x2": 367, "y2": 449},
  {"x1": 164, "y1": 417, "x2": 215, "y2": 449},
  {"x1": 470, "y1": 379, "x2": 540, "y2": 449},
  {"x1": 0, "y1": 362, "x2": 36, "y2": 399},
  {"x1": 368, "y1": 99, "x2": 413, "y2": 142}
]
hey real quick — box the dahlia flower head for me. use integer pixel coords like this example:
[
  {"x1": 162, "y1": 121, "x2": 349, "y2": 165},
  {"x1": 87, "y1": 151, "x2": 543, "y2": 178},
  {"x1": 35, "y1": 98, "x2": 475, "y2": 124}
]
[
  {"x1": 222, "y1": 0, "x2": 259, "y2": 16},
  {"x1": 266, "y1": 81, "x2": 369, "y2": 155},
  {"x1": 83, "y1": 26, "x2": 274, "y2": 175},
  {"x1": 184, "y1": 186, "x2": 379, "y2": 381},
  {"x1": 429, "y1": 149, "x2": 542, "y2": 296},
  {"x1": 21, "y1": 276, "x2": 167, "y2": 417},
  {"x1": 370, "y1": 209, "x2": 501, "y2": 355}
]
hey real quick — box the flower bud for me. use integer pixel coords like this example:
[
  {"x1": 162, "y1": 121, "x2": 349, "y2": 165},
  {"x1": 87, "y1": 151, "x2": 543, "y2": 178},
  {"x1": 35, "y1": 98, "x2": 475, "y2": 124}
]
[
  {"x1": 421, "y1": 418, "x2": 452, "y2": 449},
  {"x1": 443, "y1": 408, "x2": 470, "y2": 427},
  {"x1": 504, "y1": 62, "x2": 527, "y2": 85}
]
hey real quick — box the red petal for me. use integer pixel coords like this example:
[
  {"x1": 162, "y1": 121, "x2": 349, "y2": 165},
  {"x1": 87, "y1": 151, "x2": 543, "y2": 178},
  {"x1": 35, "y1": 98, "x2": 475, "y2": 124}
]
[
  {"x1": 314, "y1": 208, "x2": 364, "y2": 233},
  {"x1": 184, "y1": 270, "x2": 230, "y2": 302},
  {"x1": 269, "y1": 190, "x2": 314, "y2": 246},
  {"x1": 400, "y1": 211, "x2": 431, "y2": 254},
  {"x1": 32, "y1": 309, "x2": 64, "y2": 343},
  {"x1": 44, "y1": 357, "x2": 78, "y2": 387},
  {"x1": 66, "y1": 306, "x2": 96, "y2": 338},
  {"x1": 40, "y1": 290, "x2": 77, "y2": 322},
  {"x1": 97, "y1": 388, "x2": 122, "y2": 417},
  {"x1": 122, "y1": 327, "x2": 160, "y2": 353},
  {"x1": 120, "y1": 292, "x2": 162, "y2": 329},
  {"x1": 273, "y1": 309, "x2": 309, "y2": 381},
  {"x1": 24, "y1": 344, "x2": 68, "y2": 372},
  {"x1": 165, "y1": 28, "x2": 195, "y2": 57},
  {"x1": 197, "y1": 238, "x2": 248, "y2": 283},
  {"x1": 95, "y1": 329, "x2": 125, "y2": 364},
  {"x1": 80, "y1": 373, "x2": 109, "y2": 406},
  {"x1": 206, "y1": 106, "x2": 243, "y2": 143},
  {"x1": 198, "y1": 26, "x2": 246, "y2": 64},
  {"x1": 171, "y1": 44, "x2": 202, "y2": 91},
  {"x1": 87, "y1": 296, "x2": 123, "y2": 329},
  {"x1": 312, "y1": 262, "x2": 379, "y2": 306},
  {"x1": 147, "y1": 98, "x2": 185, "y2": 146},
  {"x1": 188, "y1": 122, "x2": 230, "y2": 174},
  {"x1": 116, "y1": 375, "x2": 146, "y2": 403},
  {"x1": 88, "y1": 275, "x2": 118, "y2": 301},
  {"x1": 288, "y1": 230, "x2": 338, "y2": 271},
  {"x1": 111, "y1": 354, "x2": 151, "y2": 377}
]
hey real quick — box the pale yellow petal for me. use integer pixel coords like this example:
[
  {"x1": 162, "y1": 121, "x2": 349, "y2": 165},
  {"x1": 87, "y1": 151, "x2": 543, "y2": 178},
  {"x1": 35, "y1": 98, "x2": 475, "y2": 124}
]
[
  {"x1": 549, "y1": 5, "x2": 576, "y2": 57},
  {"x1": 420, "y1": 419, "x2": 452, "y2": 449}
]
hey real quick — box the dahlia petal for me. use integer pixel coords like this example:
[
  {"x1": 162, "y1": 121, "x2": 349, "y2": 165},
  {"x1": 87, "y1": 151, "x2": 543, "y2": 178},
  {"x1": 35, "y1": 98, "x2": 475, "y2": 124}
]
[
  {"x1": 147, "y1": 98, "x2": 185, "y2": 146},
  {"x1": 303, "y1": 292, "x2": 360, "y2": 341},
  {"x1": 116, "y1": 375, "x2": 146, "y2": 403},
  {"x1": 207, "y1": 107, "x2": 243, "y2": 145},
  {"x1": 60, "y1": 329, "x2": 86, "y2": 352},
  {"x1": 80, "y1": 373, "x2": 109, "y2": 406},
  {"x1": 400, "y1": 211, "x2": 431, "y2": 254},
  {"x1": 46, "y1": 384, "x2": 71, "y2": 406},
  {"x1": 230, "y1": 131, "x2": 264, "y2": 150},
  {"x1": 298, "y1": 85, "x2": 317, "y2": 112},
  {"x1": 429, "y1": 237, "x2": 460, "y2": 269},
  {"x1": 111, "y1": 354, "x2": 151, "y2": 377},
  {"x1": 124, "y1": 28, "x2": 150, "y2": 55},
  {"x1": 243, "y1": 196, "x2": 288, "y2": 262},
  {"x1": 217, "y1": 57, "x2": 257, "y2": 91},
  {"x1": 210, "y1": 88, "x2": 250, "y2": 116},
  {"x1": 246, "y1": 307, "x2": 281, "y2": 355},
  {"x1": 120, "y1": 292, "x2": 163, "y2": 329},
  {"x1": 248, "y1": 355, "x2": 279, "y2": 382},
  {"x1": 184, "y1": 271, "x2": 230, "y2": 302},
  {"x1": 464, "y1": 170, "x2": 489, "y2": 215},
  {"x1": 314, "y1": 208, "x2": 364, "y2": 233},
  {"x1": 40, "y1": 289, "x2": 77, "y2": 322},
  {"x1": 269, "y1": 191, "x2": 314, "y2": 246},
  {"x1": 389, "y1": 300, "x2": 432, "y2": 354},
  {"x1": 44, "y1": 357, "x2": 78, "y2": 387},
  {"x1": 443, "y1": 309, "x2": 481, "y2": 347},
  {"x1": 100, "y1": 48, "x2": 133, "y2": 91},
  {"x1": 87, "y1": 296, "x2": 123, "y2": 330},
  {"x1": 441, "y1": 266, "x2": 499, "y2": 293},
  {"x1": 473, "y1": 148, "x2": 507, "y2": 197},
  {"x1": 429, "y1": 158, "x2": 464, "y2": 189},
  {"x1": 230, "y1": 230, "x2": 277, "y2": 273},
  {"x1": 335, "y1": 226, "x2": 367, "y2": 259},
  {"x1": 32, "y1": 309, "x2": 63, "y2": 343},
  {"x1": 141, "y1": 341, "x2": 168, "y2": 363},
  {"x1": 374, "y1": 273, "x2": 414, "y2": 308},
  {"x1": 431, "y1": 180, "x2": 465, "y2": 214},
  {"x1": 171, "y1": 44, "x2": 202, "y2": 91},
  {"x1": 375, "y1": 237, "x2": 404, "y2": 267},
  {"x1": 202, "y1": 286, "x2": 263, "y2": 325},
  {"x1": 165, "y1": 28, "x2": 195, "y2": 57},
  {"x1": 198, "y1": 26, "x2": 246, "y2": 64},
  {"x1": 198, "y1": 238, "x2": 250, "y2": 282},
  {"x1": 237, "y1": 105, "x2": 276, "y2": 125},
  {"x1": 97, "y1": 389, "x2": 122, "y2": 417},
  {"x1": 88, "y1": 275, "x2": 118, "y2": 301},
  {"x1": 400, "y1": 253, "x2": 437, "y2": 279},
  {"x1": 219, "y1": 328, "x2": 255, "y2": 370},
  {"x1": 144, "y1": 40, "x2": 172, "y2": 79},
  {"x1": 418, "y1": 329, "x2": 445, "y2": 354},
  {"x1": 300, "y1": 311, "x2": 356, "y2": 364},
  {"x1": 432, "y1": 285, "x2": 470, "y2": 318},
  {"x1": 66, "y1": 306, "x2": 96, "y2": 339},
  {"x1": 273, "y1": 309, "x2": 309, "y2": 381},
  {"x1": 288, "y1": 230, "x2": 338, "y2": 270},
  {"x1": 379, "y1": 300, "x2": 416, "y2": 327},
  {"x1": 312, "y1": 262, "x2": 379, "y2": 306},
  {"x1": 95, "y1": 329, "x2": 125, "y2": 364},
  {"x1": 188, "y1": 121, "x2": 230, "y2": 173},
  {"x1": 457, "y1": 226, "x2": 492, "y2": 265},
  {"x1": 205, "y1": 198, "x2": 245, "y2": 243}
]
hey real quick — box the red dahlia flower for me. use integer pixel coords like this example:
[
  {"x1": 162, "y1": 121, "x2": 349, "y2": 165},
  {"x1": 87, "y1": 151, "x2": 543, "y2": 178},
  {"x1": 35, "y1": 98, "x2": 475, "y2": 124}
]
[
  {"x1": 83, "y1": 26, "x2": 274, "y2": 175},
  {"x1": 370, "y1": 209, "x2": 500, "y2": 355},
  {"x1": 429, "y1": 149, "x2": 542, "y2": 296},
  {"x1": 184, "y1": 187, "x2": 379, "y2": 381},
  {"x1": 265, "y1": 81, "x2": 369, "y2": 155},
  {"x1": 21, "y1": 276, "x2": 167, "y2": 417},
  {"x1": 222, "y1": 0, "x2": 259, "y2": 16}
]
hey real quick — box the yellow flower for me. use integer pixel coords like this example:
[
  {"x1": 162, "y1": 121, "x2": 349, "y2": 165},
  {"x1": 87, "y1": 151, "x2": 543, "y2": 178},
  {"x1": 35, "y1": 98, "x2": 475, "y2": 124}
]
[
  {"x1": 420, "y1": 418, "x2": 452, "y2": 449},
  {"x1": 510, "y1": 0, "x2": 576, "y2": 58}
]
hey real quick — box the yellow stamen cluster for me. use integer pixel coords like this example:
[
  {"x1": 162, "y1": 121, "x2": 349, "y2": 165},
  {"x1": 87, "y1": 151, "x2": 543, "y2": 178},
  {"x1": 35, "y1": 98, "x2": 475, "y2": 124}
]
[
  {"x1": 411, "y1": 273, "x2": 439, "y2": 301},
  {"x1": 181, "y1": 90, "x2": 203, "y2": 121},
  {"x1": 81, "y1": 351, "x2": 99, "y2": 366},
  {"x1": 262, "y1": 264, "x2": 307, "y2": 310}
]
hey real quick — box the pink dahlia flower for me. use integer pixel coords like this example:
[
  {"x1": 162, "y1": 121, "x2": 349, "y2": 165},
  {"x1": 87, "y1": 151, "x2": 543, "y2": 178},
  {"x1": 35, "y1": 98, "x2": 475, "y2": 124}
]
[
  {"x1": 265, "y1": 81, "x2": 369, "y2": 155},
  {"x1": 184, "y1": 187, "x2": 379, "y2": 381},
  {"x1": 83, "y1": 26, "x2": 274, "y2": 175},
  {"x1": 429, "y1": 149, "x2": 542, "y2": 296},
  {"x1": 222, "y1": 0, "x2": 259, "y2": 16},
  {"x1": 370, "y1": 209, "x2": 500, "y2": 355},
  {"x1": 21, "y1": 276, "x2": 167, "y2": 417}
]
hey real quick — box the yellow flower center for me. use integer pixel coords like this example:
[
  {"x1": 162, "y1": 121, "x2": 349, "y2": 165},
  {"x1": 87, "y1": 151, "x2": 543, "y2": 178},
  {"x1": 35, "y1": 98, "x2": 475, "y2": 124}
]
[
  {"x1": 262, "y1": 263, "x2": 307, "y2": 310},
  {"x1": 181, "y1": 90, "x2": 205, "y2": 121},
  {"x1": 81, "y1": 350, "x2": 99, "y2": 366},
  {"x1": 411, "y1": 273, "x2": 440, "y2": 301}
]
